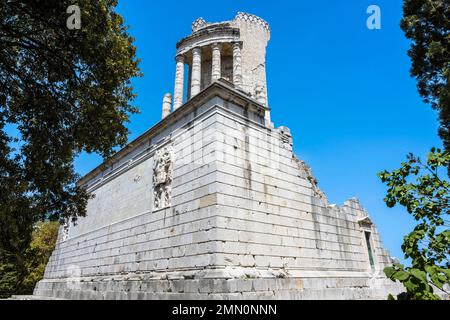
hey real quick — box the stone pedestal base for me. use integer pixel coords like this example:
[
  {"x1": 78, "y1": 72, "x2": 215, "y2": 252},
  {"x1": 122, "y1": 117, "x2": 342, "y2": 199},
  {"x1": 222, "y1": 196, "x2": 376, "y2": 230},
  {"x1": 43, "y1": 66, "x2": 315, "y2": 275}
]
[{"x1": 34, "y1": 268, "x2": 403, "y2": 300}]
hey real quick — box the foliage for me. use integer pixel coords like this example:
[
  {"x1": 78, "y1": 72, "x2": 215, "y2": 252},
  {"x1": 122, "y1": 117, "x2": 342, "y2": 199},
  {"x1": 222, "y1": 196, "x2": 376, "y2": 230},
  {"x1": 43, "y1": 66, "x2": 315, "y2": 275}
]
[
  {"x1": 0, "y1": 221, "x2": 59, "y2": 298},
  {"x1": 379, "y1": 149, "x2": 450, "y2": 300},
  {"x1": 0, "y1": 0, "x2": 141, "y2": 297},
  {"x1": 401, "y1": 0, "x2": 450, "y2": 162},
  {"x1": 381, "y1": 0, "x2": 450, "y2": 301},
  {"x1": 0, "y1": 127, "x2": 34, "y2": 298},
  {"x1": 22, "y1": 221, "x2": 59, "y2": 294}
]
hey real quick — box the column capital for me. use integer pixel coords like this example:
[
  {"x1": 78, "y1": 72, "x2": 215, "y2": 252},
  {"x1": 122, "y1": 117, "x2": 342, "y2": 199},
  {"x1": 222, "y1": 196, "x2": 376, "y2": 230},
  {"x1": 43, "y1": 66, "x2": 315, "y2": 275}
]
[
  {"x1": 175, "y1": 55, "x2": 184, "y2": 63},
  {"x1": 192, "y1": 47, "x2": 202, "y2": 54},
  {"x1": 211, "y1": 42, "x2": 222, "y2": 50},
  {"x1": 232, "y1": 41, "x2": 243, "y2": 49}
]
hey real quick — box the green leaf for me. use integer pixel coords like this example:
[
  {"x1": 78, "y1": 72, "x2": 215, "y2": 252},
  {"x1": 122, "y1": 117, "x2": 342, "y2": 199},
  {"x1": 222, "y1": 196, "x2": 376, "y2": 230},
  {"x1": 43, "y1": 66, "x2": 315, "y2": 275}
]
[
  {"x1": 384, "y1": 267, "x2": 396, "y2": 278},
  {"x1": 411, "y1": 269, "x2": 427, "y2": 283},
  {"x1": 440, "y1": 268, "x2": 450, "y2": 279},
  {"x1": 403, "y1": 279, "x2": 418, "y2": 291},
  {"x1": 425, "y1": 265, "x2": 437, "y2": 277},
  {"x1": 430, "y1": 273, "x2": 444, "y2": 289},
  {"x1": 394, "y1": 270, "x2": 410, "y2": 281}
]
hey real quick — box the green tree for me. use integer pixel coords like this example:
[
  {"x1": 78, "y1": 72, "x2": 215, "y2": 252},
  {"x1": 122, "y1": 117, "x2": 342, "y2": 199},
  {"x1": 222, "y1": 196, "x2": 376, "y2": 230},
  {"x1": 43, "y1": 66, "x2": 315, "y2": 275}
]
[
  {"x1": 379, "y1": 149, "x2": 450, "y2": 300},
  {"x1": 401, "y1": 0, "x2": 450, "y2": 161},
  {"x1": 22, "y1": 221, "x2": 59, "y2": 295},
  {"x1": 379, "y1": 0, "x2": 450, "y2": 301},
  {"x1": 0, "y1": 127, "x2": 34, "y2": 298},
  {"x1": 0, "y1": 0, "x2": 141, "y2": 297}
]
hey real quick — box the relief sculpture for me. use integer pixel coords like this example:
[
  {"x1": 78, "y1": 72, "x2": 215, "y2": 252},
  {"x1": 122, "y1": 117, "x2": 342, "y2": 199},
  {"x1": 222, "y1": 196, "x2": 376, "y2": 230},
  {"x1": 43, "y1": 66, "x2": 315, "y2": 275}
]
[{"x1": 153, "y1": 145, "x2": 174, "y2": 210}]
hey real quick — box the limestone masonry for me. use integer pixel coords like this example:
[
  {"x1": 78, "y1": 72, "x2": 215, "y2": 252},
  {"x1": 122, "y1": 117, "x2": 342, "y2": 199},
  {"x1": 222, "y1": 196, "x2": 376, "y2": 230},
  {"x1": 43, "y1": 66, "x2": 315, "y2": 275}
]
[{"x1": 34, "y1": 12, "x2": 403, "y2": 300}]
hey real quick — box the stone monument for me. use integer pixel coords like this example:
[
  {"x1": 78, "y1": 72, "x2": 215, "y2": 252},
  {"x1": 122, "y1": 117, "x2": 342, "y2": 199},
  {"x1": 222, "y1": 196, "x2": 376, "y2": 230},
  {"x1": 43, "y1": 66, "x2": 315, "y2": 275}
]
[{"x1": 34, "y1": 12, "x2": 402, "y2": 300}]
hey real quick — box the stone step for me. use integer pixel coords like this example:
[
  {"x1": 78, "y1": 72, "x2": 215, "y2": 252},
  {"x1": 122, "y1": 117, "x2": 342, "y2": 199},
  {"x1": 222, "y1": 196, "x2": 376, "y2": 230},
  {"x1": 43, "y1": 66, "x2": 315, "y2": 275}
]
[{"x1": 10, "y1": 295, "x2": 66, "y2": 300}]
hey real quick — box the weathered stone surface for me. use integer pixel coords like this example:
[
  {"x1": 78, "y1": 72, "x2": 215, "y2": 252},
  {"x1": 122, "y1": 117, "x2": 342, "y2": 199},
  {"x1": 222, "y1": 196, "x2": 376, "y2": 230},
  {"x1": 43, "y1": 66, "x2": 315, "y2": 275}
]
[
  {"x1": 211, "y1": 43, "x2": 222, "y2": 82},
  {"x1": 34, "y1": 13, "x2": 404, "y2": 300},
  {"x1": 152, "y1": 146, "x2": 173, "y2": 210},
  {"x1": 173, "y1": 55, "x2": 184, "y2": 110},
  {"x1": 162, "y1": 93, "x2": 172, "y2": 119},
  {"x1": 232, "y1": 42, "x2": 243, "y2": 89},
  {"x1": 190, "y1": 47, "x2": 202, "y2": 97}
]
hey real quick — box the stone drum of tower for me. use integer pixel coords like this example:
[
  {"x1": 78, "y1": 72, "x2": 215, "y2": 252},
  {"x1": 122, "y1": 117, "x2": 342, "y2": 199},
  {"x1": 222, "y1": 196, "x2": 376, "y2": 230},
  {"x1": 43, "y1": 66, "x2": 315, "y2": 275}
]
[{"x1": 172, "y1": 13, "x2": 271, "y2": 115}]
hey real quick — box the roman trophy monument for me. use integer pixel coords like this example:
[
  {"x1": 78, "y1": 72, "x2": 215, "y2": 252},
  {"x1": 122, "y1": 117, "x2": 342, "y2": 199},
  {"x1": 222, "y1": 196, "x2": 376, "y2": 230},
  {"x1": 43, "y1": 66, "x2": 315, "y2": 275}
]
[{"x1": 34, "y1": 12, "x2": 402, "y2": 300}]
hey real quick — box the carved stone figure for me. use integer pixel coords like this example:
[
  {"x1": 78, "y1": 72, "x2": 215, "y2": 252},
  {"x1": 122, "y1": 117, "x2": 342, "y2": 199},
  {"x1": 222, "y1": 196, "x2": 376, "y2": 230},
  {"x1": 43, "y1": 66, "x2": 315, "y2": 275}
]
[
  {"x1": 153, "y1": 146, "x2": 173, "y2": 210},
  {"x1": 61, "y1": 218, "x2": 71, "y2": 242},
  {"x1": 61, "y1": 218, "x2": 78, "y2": 242}
]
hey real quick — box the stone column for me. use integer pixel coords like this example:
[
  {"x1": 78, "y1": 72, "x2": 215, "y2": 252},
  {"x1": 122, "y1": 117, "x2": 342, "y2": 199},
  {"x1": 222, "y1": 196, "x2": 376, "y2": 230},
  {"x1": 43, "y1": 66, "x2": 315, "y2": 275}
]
[
  {"x1": 232, "y1": 42, "x2": 243, "y2": 89},
  {"x1": 211, "y1": 43, "x2": 221, "y2": 82},
  {"x1": 190, "y1": 47, "x2": 202, "y2": 97},
  {"x1": 264, "y1": 110, "x2": 273, "y2": 128},
  {"x1": 173, "y1": 55, "x2": 184, "y2": 110},
  {"x1": 162, "y1": 93, "x2": 172, "y2": 119}
]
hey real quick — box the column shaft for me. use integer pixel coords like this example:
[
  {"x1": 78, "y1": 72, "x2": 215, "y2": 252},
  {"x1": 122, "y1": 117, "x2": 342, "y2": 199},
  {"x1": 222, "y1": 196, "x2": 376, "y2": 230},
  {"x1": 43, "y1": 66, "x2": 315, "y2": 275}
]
[
  {"x1": 190, "y1": 48, "x2": 202, "y2": 97},
  {"x1": 211, "y1": 43, "x2": 221, "y2": 82},
  {"x1": 162, "y1": 93, "x2": 172, "y2": 119},
  {"x1": 232, "y1": 42, "x2": 243, "y2": 89},
  {"x1": 173, "y1": 55, "x2": 185, "y2": 110}
]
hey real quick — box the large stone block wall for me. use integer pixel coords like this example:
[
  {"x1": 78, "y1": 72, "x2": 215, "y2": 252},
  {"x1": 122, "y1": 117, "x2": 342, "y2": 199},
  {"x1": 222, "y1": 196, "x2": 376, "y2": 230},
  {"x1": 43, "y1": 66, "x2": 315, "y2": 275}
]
[
  {"x1": 40, "y1": 99, "x2": 233, "y2": 281},
  {"x1": 35, "y1": 92, "x2": 402, "y2": 299},
  {"x1": 34, "y1": 276, "x2": 399, "y2": 300},
  {"x1": 208, "y1": 110, "x2": 392, "y2": 274}
]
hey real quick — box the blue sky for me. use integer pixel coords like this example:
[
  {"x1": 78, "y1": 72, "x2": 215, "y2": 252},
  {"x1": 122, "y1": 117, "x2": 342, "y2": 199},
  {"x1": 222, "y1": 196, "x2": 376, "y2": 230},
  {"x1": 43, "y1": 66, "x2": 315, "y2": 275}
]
[{"x1": 74, "y1": 1, "x2": 442, "y2": 263}]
